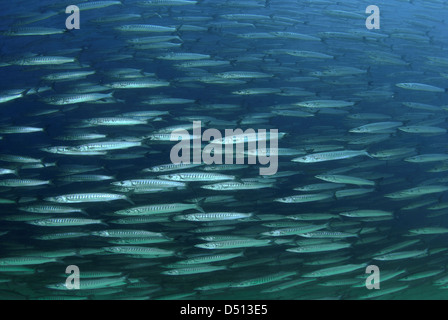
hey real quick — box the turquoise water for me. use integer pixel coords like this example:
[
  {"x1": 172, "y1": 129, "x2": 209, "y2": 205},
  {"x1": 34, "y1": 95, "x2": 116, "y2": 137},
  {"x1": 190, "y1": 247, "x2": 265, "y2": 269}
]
[{"x1": 0, "y1": 0, "x2": 448, "y2": 300}]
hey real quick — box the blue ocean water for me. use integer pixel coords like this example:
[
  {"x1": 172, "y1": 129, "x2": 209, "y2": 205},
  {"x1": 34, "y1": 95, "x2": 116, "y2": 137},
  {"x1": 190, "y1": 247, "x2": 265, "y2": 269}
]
[{"x1": 0, "y1": 0, "x2": 448, "y2": 300}]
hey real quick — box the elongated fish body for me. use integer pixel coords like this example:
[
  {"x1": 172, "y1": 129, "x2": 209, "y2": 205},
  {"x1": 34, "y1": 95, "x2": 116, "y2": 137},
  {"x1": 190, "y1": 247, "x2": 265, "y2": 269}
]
[
  {"x1": 201, "y1": 181, "x2": 273, "y2": 191},
  {"x1": 349, "y1": 122, "x2": 403, "y2": 133},
  {"x1": 162, "y1": 265, "x2": 227, "y2": 275},
  {"x1": 294, "y1": 183, "x2": 346, "y2": 192},
  {"x1": 399, "y1": 126, "x2": 447, "y2": 134},
  {"x1": 287, "y1": 242, "x2": 351, "y2": 253},
  {"x1": 82, "y1": 117, "x2": 147, "y2": 126},
  {"x1": 27, "y1": 218, "x2": 103, "y2": 227},
  {"x1": 298, "y1": 231, "x2": 358, "y2": 239},
  {"x1": 262, "y1": 279, "x2": 315, "y2": 293},
  {"x1": 177, "y1": 212, "x2": 252, "y2": 222},
  {"x1": 0, "y1": 257, "x2": 58, "y2": 266},
  {"x1": 295, "y1": 100, "x2": 355, "y2": 108},
  {"x1": 111, "y1": 179, "x2": 186, "y2": 189},
  {"x1": 59, "y1": 174, "x2": 115, "y2": 182},
  {"x1": 103, "y1": 246, "x2": 175, "y2": 256},
  {"x1": 396, "y1": 83, "x2": 445, "y2": 92},
  {"x1": 0, "y1": 179, "x2": 51, "y2": 187},
  {"x1": 42, "y1": 71, "x2": 96, "y2": 81},
  {"x1": 175, "y1": 252, "x2": 243, "y2": 265},
  {"x1": 41, "y1": 146, "x2": 107, "y2": 156},
  {"x1": 373, "y1": 250, "x2": 428, "y2": 261},
  {"x1": 76, "y1": 141, "x2": 142, "y2": 151},
  {"x1": 143, "y1": 163, "x2": 201, "y2": 173},
  {"x1": 77, "y1": 1, "x2": 122, "y2": 11},
  {"x1": 158, "y1": 172, "x2": 235, "y2": 182},
  {"x1": 315, "y1": 175, "x2": 375, "y2": 186},
  {"x1": 10, "y1": 56, "x2": 75, "y2": 66},
  {"x1": 0, "y1": 126, "x2": 44, "y2": 134},
  {"x1": 407, "y1": 228, "x2": 448, "y2": 235},
  {"x1": 339, "y1": 210, "x2": 393, "y2": 218},
  {"x1": 195, "y1": 239, "x2": 271, "y2": 249},
  {"x1": 139, "y1": 0, "x2": 198, "y2": 6},
  {"x1": 116, "y1": 24, "x2": 177, "y2": 33},
  {"x1": 385, "y1": 186, "x2": 448, "y2": 199},
  {"x1": 0, "y1": 155, "x2": 42, "y2": 163},
  {"x1": 47, "y1": 277, "x2": 127, "y2": 291},
  {"x1": 43, "y1": 93, "x2": 113, "y2": 105},
  {"x1": 115, "y1": 203, "x2": 199, "y2": 215},
  {"x1": 274, "y1": 193, "x2": 333, "y2": 203},
  {"x1": 405, "y1": 154, "x2": 448, "y2": 163},
  {"x1": 230, "y1": 271, "x2": 297, "y2": 287},
  {"x1": 302, "y1": 264, "x2": 367, "y2": 278},
  {"x1": 91, "y1": 229, "x2": 163, "y2": 238},
  {"x1": 105, "y1": 80, "x2": 170, "y2": 89},
  {"x1": 262, "y1": 223, "x2": 328, "y2": 236},
  {"x1": 2, "y1": 27, "x2": 65, "y2": 36},
  {"x1": 44, "y1": 193, "x2": 130, "y2": 203},
  {"x1": 292, "y1": 150, "x2": 370, "y2": 163}
]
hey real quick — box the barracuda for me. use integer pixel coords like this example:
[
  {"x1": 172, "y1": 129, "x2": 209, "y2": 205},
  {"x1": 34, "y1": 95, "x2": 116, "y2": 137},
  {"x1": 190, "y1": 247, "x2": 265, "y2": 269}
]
[
  {"x1": 105, "y1": 80, "x2": 170, "y2": 89},
  {"x1": 349, "y1": 122, "x2": 403, "y2": 133},
  {"x1": 10, "y1": 56, "x2": 75, "y2": 66},
  {"x1": 77, "y1": 1, "x2": 122, "y2": 11},
  {"x1": 373, "y1": 250, "x2": 428, "y2": 261},
  {"x1": 176, "y1": 212, "x2": 252, "y2": 222},
  {"x1": 195, "y1": 239, "x2": 271, "y2": 249},
  {"x1": 287, "y1": 242, "x2": 351, "y2": 253},
  {"x1": 143, "y1": 163, "x2": 202, "y2": 173},
  {"x1": 115, "y1": 203, "x2": 201, "y2": 215},
  {"x1": 315, "y1": 174, "x2": 375, "y2": 186},
  {"x1": 162, "y1": 265, "x2": 227, "y2": 275},
  {"x1": 43, "y1": 92, "x2": 113, "y2": 105},
  {"x1": 76, "y1": 141, "x2": 142, "y2": 151},
  {"x1": 274, "y1": 193, "x2": 333, "y2": 203},
  {"x1": 201, "y1": 181, "x2": 274, "y2": 191},
  {"x1": 302, "y1": 264, "x2": 367, "y2": 278},
  {"x1": 292, "y1": 150, "x2": 370, "y2": 163},
  {"x1": 175, "y1": 252, "x2": 243, "y2": 265},
  {"x1": 396, "y1": 83, "x2": 446, "y2": 92},
  {"x1": 103, "y1": 246, "x2": 175, "y2": 256},
  {"x1": 27, "y1": 218, "x2": 104, "y2": 227},
  {"x1": 138, "y1": 0, "x2": 198, "y2": 6},
  {"x1": 262, "y1": 223, "x2": 328, "y2": 236},
  {"x1": 0, "y1": 179, "x2": 51, "y2": 187},
  {"x1": 0, "y1": 126, "x2": 44, "y2": 134},
  {"x1": 44, "y1": 193, "x2": 131, "y2": 203},
  {"x1": 91, "y1": 229, "x2": 163, "y2": 238},
  {"x1": 42, "y1": 71, "x2": 96, "y2": 81},
  {"x1": 82, "y1": 117, "x2": 147, "y2": 126},
  {"x1": 157, "y1": 53, "x2": 211, "y2": 60},
  {"x1": 111, "y1": 179, "x2": 186, "y2": 188},
  {"x1": 339, "y1": 210, "x2": 393, "y2": 218},
  {"x1": 47, "y1": 277, "x2": 128, "y2": 290},
  {"x1": 385, "y1": 185, "x2": 448, "y2": 199},
  {"x1": 158, "y1": 172, "x2": 236, "y2": 182},
  {"x1": 230, "y1": 271, "x2": 297, "y2": 287},
  {"x1": 115, "y1": 24, "x2": 177, "y2": 33},
  {"x1": 295, "y1": 100, "x2": 355, "y2": 108},
  {"x1": 0, "y1": 257, "x2": 58, "y2": 266}
]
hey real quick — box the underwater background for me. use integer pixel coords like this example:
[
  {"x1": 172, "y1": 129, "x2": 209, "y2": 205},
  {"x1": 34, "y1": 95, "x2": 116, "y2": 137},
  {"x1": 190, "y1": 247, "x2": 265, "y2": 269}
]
[{"x1": 0, "y1": 0, "x2": 448, "y2": 300}]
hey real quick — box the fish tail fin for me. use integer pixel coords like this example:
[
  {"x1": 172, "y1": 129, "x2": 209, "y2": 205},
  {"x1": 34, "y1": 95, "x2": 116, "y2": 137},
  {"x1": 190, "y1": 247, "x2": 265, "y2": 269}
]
[
  {"x1": 364, "y1": 150, "x2": 374, "y2": 158},
  {"x1": 195, "y1": 198, "x2": 206, "y2": 213},
  {"x1": 124, "y1": 194, "x2": 135, "y2": 205},
  {"x1": 12, "y1": 168, "x2": 20, "y2": 177}
]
